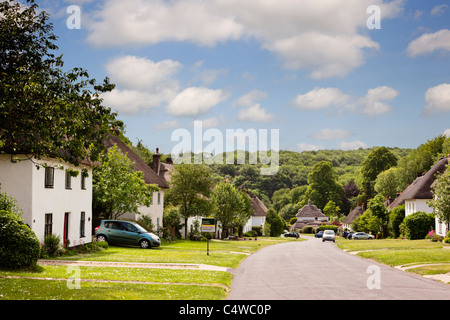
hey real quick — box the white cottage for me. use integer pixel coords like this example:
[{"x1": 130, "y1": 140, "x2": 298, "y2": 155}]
[
  {"x1": 102, "y1": 135, "x2": 169, "y2": 232},
  {"x1": 0, "y1": 154, "x2": 93, "y2": 247},
  {"x1": 389, "y1": 157, "x2": 449, "y2": 237}
]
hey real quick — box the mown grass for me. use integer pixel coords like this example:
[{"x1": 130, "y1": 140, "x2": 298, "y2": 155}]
[
  {"x1": 336, "y1": 238, "x2": 450, "y2": 279},
  {"x1": 0, "y1": 277, "x2": 227, "y2": 300},
  {"x1": 51, "y1": 237, "x2": 300, "y2": 268},
  {"x1": 0, "y1": 237, "x2": 300, "y2": 300}
]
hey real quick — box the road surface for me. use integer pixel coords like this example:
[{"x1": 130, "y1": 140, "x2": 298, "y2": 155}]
[{"x1": 228, "y1": 236, "x2": 450, "y2": 300}]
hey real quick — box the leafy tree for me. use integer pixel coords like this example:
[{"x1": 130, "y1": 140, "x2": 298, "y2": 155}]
[
  {"x1": 162, "y1": 206, "x2": 183, "y2": 240},
  {"x1": 361, "y1": 147, "x2": 397, "y2": 198},
  {"x1": 323, "y1": 200, "x2": 341, "y2": 220},
  {"x1": 0, "y1": 0, "x2": 121, "y2": 167},
  {"x1": 165, "y1": 164, "x2": 214, "y2": 238},
  {"x1": 429, "y1": 165, "x2": 450, "y2": 228},
  {"x1": 265, "y1": 208, "x2": 285, "y2": 237},
  {"x1": 374, "y1": 167, "x2": 398, "y2": 200},
  {"x1": 93, "y1": 145, "x2": 158, "y2": 219},
  {"x1": 210, "y1": 181, "x2": 252, "y2": 239},
  {"x1": 388, "y1": 204, "x2": 405, "y2": 238},
  {"x1": 303, "y1": 161, "x2": 343, "y2": 209},
  {"x1": 367, "y1": 194, "x2": 389, "y2": 237}
]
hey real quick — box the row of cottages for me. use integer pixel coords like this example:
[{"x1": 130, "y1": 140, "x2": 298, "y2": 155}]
[
  {"x1": 388, "y1": 156, "x2": 449, "y2": 237},
  {"x1": 0, "y1": 154, "x2": 94, "y2": 247},
  {"x1": 342, "y1": 204, "x2": 364, "y2": 232},
  {"x1": 184, "y1": 193, "x2": 268, "y2": 239},
  {"x1": 290, "y1": 200, "x2": 329, "y2": 231},
  {"x1": 0, "y1": 134, "x2": 170, "y2": 248},
  {"x1": 101, "y1": 135, "x2": 170, "y2": 232}
]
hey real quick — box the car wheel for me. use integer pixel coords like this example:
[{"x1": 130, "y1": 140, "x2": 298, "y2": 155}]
[
  {"x1": 96, "y1": 235, "x2": 107, "y2": 242},
  {"x1": 354, "y1": 237, "x2": 358, "y2": 240},
  {"x1": 140, "y1": 239, "x2": 150, "y2": 249}
]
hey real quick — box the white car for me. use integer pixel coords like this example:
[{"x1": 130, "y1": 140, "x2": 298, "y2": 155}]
[{"x1": 322, "y1": 230, "x2": 335, "y2": 242}]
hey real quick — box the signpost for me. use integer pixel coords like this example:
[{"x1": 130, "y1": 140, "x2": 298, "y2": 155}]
[{"x1": 201, "y1": 218, "x2": 216, "y2": 255}]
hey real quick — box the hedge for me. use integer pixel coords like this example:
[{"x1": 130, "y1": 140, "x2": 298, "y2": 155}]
[{"x1": 0, "y1": 210, "x2": 41, "y2": 270}]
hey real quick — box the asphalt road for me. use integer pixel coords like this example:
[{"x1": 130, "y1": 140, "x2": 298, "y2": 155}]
[{"x1": 227, "y1": 236, "x2": 450, "y2": 300}]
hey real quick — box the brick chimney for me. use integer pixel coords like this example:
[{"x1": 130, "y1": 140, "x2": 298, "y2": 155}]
[{"x1": 153, "y1": 148, "x2": 161, "y2": 175}]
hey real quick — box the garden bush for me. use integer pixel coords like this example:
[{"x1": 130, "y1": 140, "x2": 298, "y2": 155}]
[
  {"x1": 403, "y1": 211, "x2": 435, "y2": 240},
  {"x1": 252, "y1": 226, "x2": 263, "y2": 236},
  {"x1": 301, "y1": 226, "x2": 315, "y2": 234},
  {"x1": 319, "y1": 225, "x2": 339, "y2": 232},
  {"x1": 0, "y1": 210, "x2": 41, "y2": 270},
  {"x1": 40, "y1": 234, "x2": 63, "y2": 258}
]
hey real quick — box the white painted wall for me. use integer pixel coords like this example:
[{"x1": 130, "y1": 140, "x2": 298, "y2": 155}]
[
  {"x1": 0, "y1": 155, "x2": 92, "y2": 247},
  {"x1": 405, "y1": 199, "x2": 433, "y2": 216},
  {"x1": 120, "y1": 190, "x2": 164, "y2": 232}
]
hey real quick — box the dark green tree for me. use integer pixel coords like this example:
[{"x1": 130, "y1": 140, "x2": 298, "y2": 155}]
[
  {"x1": 0, "y1": 0, "x2": 121, "y2": 167},
  {"x1": 361, "y1": 147, "x2": 398, "y2": 198},
  {"x1": 165, "y1": 164, "x2": 214, "y2": 238},
  {"x1": 303, "y1": 161, "x2": 344, "y2": 209}
]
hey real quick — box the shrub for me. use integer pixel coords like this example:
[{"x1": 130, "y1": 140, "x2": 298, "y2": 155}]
[
  {"x1": 0, "y1": 210, "x2": 41, "y2": 270},
  {"x1": 252, "y1": 226, "x2": 263, "y2": 236},
  {"x1": 40, "y1": 234, "x2": 63, "y2": 258},
  {"x1": 389, "y1": 204, "x2": 405, "y2": 238},
  {"x1": 301, "y1": 226, "x2": 315, "y2": 234},
  {"x1": 319, "y1": 225, "x2": 338, "y2": 232},
  {"x1": 444, "y1": 231, "x2": 450, "y2": 244},
  {"x1": 403, "y1": 211, "x2": 435, "y2": 240}
]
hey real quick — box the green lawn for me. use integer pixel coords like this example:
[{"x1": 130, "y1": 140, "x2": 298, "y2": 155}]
[
  {"x1": 0, "y1": 237, "x2": 300, "y2": 300},
  {"x1": 336, "y1": 238, "x2": 450, "y2": 278},
  {"x1": 52, "y1": 238, "x2": 300, "y2": 268}
]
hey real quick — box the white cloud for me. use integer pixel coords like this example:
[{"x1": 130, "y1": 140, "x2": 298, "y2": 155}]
[
  {"x1": 338, "y1": 140, "x2": 367, "y2": 150},
  {"x1": 165, "y1": 87, "x2": 228, "y2": 117},
  {"x1": 308, "y1": 129, "x2": 352, "y2": 141},
  {"x1": 86, "y1": 0, "x2": 404, "y2": 79},
  {"x1": 102, "y1": 56, "x2": 181, "y2": 114},
  {"x1": 407, "y1": 29, "x2": 450, "y2": 57},
  {"x1": 234, "y1": 90, "x2": 275, "y2": 122},
  {"x1": 293, "y1": 87, "x2": 350, "y2": 111},
  {"x1": 153, "y1": 120, "x2": 180, "y2": 131},
  {"x1": 294, "y1": 86, "x2": 398, "y2": 116},
  {"x1": 266, "y1": 32, "x2": 379, "y2": 79},
  {"x1": 423, "y1": 83, "x2": 450, "y2": 114},
  {"x1": 297, "y1": 143, "x2": 325, "y2": 152},
  {"x1": 353, "y1": 86, "x2": 399, "y2": 116},
  {"x1": 431, "y1": 4, "x2": 448, "y2": 16}
]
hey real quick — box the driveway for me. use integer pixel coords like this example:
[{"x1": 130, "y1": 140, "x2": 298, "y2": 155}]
[{"x1": 227, "y1": 236, "x2": 450, "y2": 300}]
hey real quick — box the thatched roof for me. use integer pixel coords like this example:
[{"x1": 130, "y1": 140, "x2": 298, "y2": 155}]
[
  {"x1": 103, "y1": 135, "x2": 169, "y2": 189},
  {"x1": 296, "y1": 200, "x2": 325, "y2": 218},
  {"x1": 389, "y1": 157, "x2": 448, "y2": 209},
  {"x1": 250, "y1": 195, "x2": 268, "y2": 217},
  {"x1": 342, "y1": 206, "x2": 364, "y2": 225}
]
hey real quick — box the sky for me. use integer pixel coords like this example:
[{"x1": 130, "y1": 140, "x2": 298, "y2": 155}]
[{"x1": 40, "y1": 0, "x2": 450, "y2": 155}]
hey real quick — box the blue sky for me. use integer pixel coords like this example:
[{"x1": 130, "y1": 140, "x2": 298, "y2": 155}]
[{"x1": 42, "y1": 0, "x2": 450, "y2": 155}]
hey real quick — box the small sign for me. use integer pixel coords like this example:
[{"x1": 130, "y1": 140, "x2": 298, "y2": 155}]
[{"x1": 201, "y1": 218, "x2": 216, "y2": 233}]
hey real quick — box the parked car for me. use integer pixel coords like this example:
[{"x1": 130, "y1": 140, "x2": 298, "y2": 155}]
[
  {"x1": 351, "y1": 232, "x2": 375, "y2": 240},
  {"x1": 322, "y1": 230, "x2": 336, "y2": 242},
  {"x1": 94, "y1": 220, "x2": 161, "y2": 249},
  {"x1": 283, "y1": 232, "x2": 299, "y2": 238},
  {"x1": 315, "y1": 230, "x2": 323, "y2": 238}
]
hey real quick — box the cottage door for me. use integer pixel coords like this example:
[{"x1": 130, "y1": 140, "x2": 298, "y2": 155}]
[{"x1": 63, "y1": 212, "x2": 70, "y2": 247}]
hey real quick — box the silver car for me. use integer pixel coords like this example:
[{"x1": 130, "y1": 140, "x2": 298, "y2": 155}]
[
  {"x1": 322, "y1": 230, "x2": 335, "y2": 242},
  {"x1": 351, "y1": 232, "x2": 375, "y2": 240}
]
